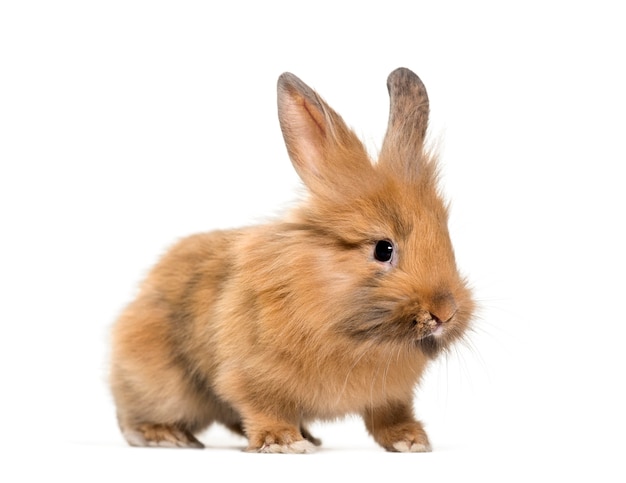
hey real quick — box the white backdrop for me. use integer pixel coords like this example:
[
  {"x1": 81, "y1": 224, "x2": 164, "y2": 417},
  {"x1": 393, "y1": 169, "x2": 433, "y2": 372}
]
[{"x1": 2, "y1": 1, "x2": 625, "y2": 481}]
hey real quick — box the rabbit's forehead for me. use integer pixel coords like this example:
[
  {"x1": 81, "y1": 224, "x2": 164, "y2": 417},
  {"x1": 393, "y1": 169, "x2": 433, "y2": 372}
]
[
  {"x1": 369, "y1": 181, "x2": 447, "y2": 238},
  {"x1": 340, "y1": 204, "x2": 446, "y2": 256}
]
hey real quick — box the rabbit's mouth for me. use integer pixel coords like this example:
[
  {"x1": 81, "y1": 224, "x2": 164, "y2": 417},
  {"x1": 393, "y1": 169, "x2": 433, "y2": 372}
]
[
  {"x1": 430, "y1": 321, "x2": 444, "y2": 337},
  {"x1": 411, "y1": 314, "x2": 459, "y2": 357},
  {"x1": 411, "y1": 314, "x2": 447, "y2": 340}
]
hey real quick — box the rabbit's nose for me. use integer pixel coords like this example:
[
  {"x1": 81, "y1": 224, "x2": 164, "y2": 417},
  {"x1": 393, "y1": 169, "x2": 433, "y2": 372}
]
[{"x1": 429, "y1": 293, "x2": 457, "y2": 325}]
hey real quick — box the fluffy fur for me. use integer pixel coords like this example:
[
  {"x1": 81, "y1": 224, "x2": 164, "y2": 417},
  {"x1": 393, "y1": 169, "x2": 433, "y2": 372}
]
[{"x1": 109, "y1": 68, "x2": 475, "y2": 453}]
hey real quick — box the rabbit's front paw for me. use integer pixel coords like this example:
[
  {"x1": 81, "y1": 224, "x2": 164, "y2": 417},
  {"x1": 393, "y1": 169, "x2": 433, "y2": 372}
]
[
  {"x1": 246, "y1": 426, "x2": 317, "y2": 454},
  {"x1": 385, "y1": 423, "x2": 432, "y2": 453}
]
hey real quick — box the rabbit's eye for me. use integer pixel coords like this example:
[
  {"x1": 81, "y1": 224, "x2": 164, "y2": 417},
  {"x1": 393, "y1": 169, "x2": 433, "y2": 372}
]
[{"x1": 374, "y1": 240, "x2": 394, "y2": 262}]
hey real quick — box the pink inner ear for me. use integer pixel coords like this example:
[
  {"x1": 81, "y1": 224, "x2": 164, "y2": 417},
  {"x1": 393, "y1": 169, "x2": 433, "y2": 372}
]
[
  {"x1": 280, "y1": 92, "x2": 329, "y2": 181},
  {"x1": 277, "y1": 73, "x2": 373, "y2": 194},
  {"x1": 300, "y1": 96, "x2": 328, "y2": 138}
]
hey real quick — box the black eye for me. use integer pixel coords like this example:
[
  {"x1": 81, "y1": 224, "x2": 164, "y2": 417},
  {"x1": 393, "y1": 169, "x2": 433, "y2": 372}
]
[{"x1": 374, "y1": 240, "x2": 394, "y2": 262}]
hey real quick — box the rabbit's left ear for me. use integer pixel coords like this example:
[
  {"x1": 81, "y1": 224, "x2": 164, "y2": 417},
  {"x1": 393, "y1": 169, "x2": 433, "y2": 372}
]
[
  {"x1": 277, "y1": 73, "x2": 371, "y2": 195},
  {"x1": 379, "y1": 68, "x2": 430, "y2": 176}
]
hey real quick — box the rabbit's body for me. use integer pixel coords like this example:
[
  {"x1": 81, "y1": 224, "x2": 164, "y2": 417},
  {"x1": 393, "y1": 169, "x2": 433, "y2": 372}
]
[{"x1": 110, "y1": 68, "x2": 475, "y2": 453}]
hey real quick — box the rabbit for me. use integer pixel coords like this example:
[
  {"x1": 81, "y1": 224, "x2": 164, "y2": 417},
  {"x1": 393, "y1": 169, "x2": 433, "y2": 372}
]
[{"x1": 109, "y1": 67, "x2": 475, "y2": 453}]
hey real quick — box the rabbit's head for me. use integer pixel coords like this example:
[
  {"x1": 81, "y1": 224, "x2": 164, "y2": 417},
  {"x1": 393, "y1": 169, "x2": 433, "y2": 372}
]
[{"x1": 277, "y1": 68, "x2": 474, "y2": 357}]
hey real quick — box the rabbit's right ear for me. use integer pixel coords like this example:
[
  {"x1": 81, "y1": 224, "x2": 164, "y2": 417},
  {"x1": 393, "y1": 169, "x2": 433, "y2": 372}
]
[
  {"x1": 379, "y1": 68, "x2": 430, "y2": 178},
  {"x1": 277, "y1": 73, "x2": 371, "y2": 195}
]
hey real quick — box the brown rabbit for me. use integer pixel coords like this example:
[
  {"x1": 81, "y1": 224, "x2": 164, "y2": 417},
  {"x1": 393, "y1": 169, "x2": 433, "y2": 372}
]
[{"x1": 109, "y1": 68, "x2": 475, "y2": 453}]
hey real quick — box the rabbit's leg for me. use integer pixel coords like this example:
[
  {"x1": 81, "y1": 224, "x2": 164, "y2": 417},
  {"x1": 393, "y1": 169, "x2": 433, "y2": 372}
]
[{"x1": 363, "y1": 401, "x2": 432, "y2": 453}]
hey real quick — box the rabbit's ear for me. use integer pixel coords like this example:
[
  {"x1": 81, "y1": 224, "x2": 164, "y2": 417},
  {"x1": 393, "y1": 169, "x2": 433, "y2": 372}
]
[
  {"x1": 379, "y1": 68, "x2": 430, "y2": 176},
  {"x1": 277, "y1": 73, "x2": 371, "y2": 194}
]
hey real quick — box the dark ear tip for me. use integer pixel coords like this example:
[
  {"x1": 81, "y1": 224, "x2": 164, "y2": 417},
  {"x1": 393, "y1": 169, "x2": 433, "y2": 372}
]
[
  {"x1": 387, "y1": 67, "x2": 420, "y2": 82},
  {"x1": 278, "y1": 72, "x2": 311, "y2": 96},
  {"x1": 388, "y1": 67, "x2": 418, "y2": 78},
  {"x1": 386, "y1": 67, "x2": 427, "y2": 96},
  {"x1": 278, "y1": 72, "x2": 296, "y2": 94},
  {"x1": 277, "y1": 72, "x2": 323, "y2": 114},
  {"x1": 278, "y1": 72, "x2": 297, "y2": 86}
]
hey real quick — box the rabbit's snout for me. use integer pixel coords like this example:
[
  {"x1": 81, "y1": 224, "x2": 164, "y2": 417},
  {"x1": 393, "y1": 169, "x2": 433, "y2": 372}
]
[
  {"x1": 412, "y1": 293, "x2": 457, "y2": 338},
  {"x1": 430, "y1": 292, "x2": 458, "y2": 325}
]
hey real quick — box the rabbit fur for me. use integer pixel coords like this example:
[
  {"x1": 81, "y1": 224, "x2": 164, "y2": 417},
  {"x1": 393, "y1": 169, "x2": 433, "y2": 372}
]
[{"x1": 109, "y1": 67, "x2": 475, "y2": 453}]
